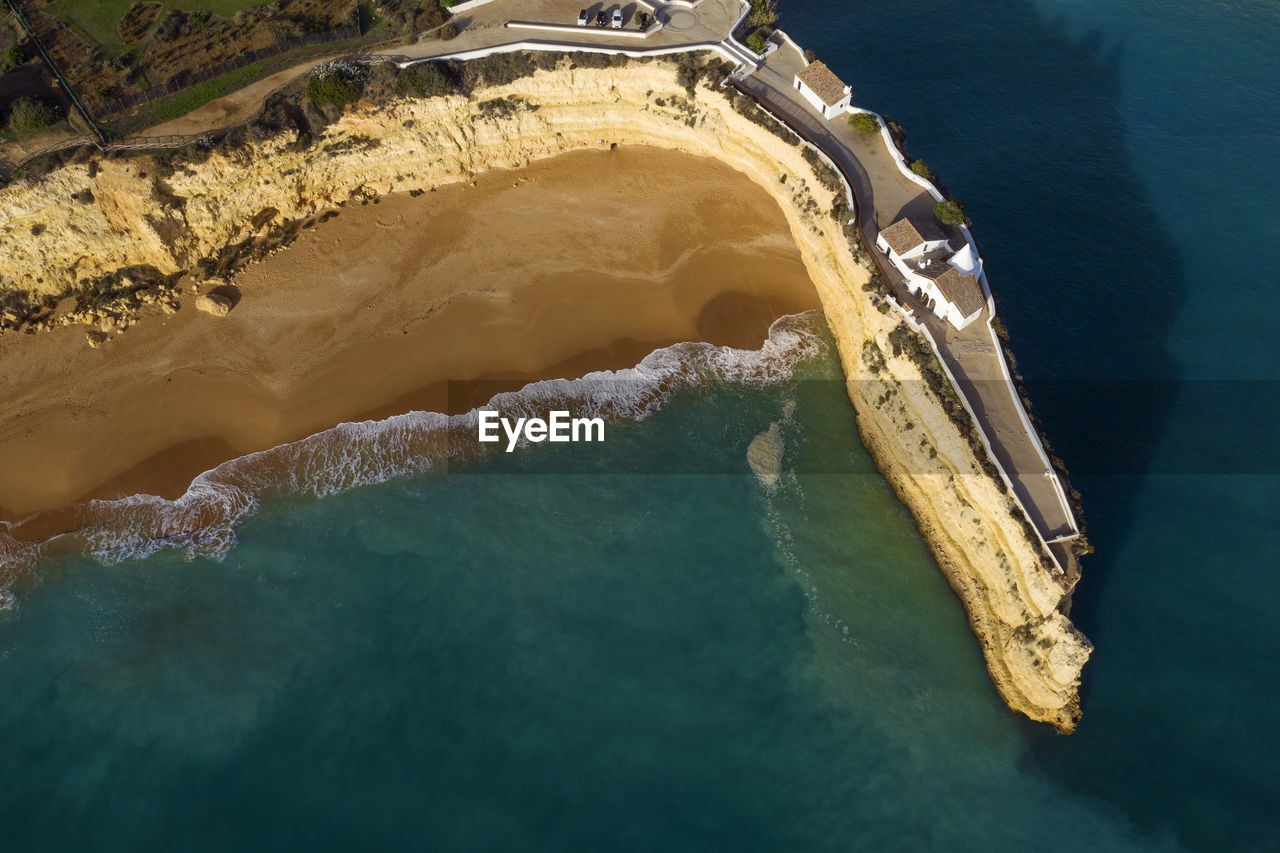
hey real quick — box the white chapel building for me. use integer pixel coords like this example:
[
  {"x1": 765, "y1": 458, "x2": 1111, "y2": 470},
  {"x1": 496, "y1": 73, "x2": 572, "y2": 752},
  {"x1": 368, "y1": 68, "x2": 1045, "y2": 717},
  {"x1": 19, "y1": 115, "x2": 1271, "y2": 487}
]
[
  {"x1": 877, "y1": 217, "x2": 986, "y2": 330},
  {"x1": 793, "y1": 61, "x2": 851, "y2": 120}
]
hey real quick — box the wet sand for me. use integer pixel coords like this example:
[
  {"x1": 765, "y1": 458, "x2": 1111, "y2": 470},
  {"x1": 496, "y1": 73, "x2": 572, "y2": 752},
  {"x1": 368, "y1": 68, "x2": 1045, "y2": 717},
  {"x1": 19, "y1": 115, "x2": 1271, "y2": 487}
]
[{"x1": 0, "y1": 146, "x2": 820, "y2": 525}]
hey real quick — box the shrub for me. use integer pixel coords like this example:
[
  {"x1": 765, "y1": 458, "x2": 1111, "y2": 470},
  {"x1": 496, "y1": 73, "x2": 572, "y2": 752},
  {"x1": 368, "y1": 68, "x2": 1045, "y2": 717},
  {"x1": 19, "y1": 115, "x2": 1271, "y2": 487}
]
[
  {"x1": 848, "y1": 112, "x2": 878, "y2": 137},
  {"x1": 461, "y1": 52, "x2": 536, "y2": 90},
  {"x1": 2, "y1": 44, "x2": 27, "y2": 72},
  {"x1": 413, "y1": 0, "x2": 448, "y2": 31},
  {"x1": 9, "y1": 97, "x2": 58, "y2": 134},
  {"x1": 395, "y1": 62, "x2": 457, "y2": 97},
  {"x1": 437, "y1": 20, "x2": 459, "y2": 40},
  {"x1": 746, "y1": 31, "x2": 768, "y2": 55},
  {"x1": 307, "y1": 70, "x2": 364, "y2": 111},
  {"x1": 934, "y1": 199, "x2": 967, "y2": 226},
  {"x1": 910, "y1": 160, "x2": 934, "y2": 180},
  {"x1": 801, "y1": 147, "x2": 843, "y2": 194},
  {"x1": 748, "y1": 0, "x2": 778, "y2": 28},
  {"x1": 634, "y1": 12, "x2": 648, "y2": 29}
]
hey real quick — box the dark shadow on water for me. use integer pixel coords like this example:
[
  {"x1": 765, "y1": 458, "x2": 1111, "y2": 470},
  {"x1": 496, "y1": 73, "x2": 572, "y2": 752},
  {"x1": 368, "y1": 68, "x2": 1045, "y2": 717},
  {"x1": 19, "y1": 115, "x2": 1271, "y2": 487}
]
[{"x1": 783, "y1": 0, "x2": 1251, "y2": 847}]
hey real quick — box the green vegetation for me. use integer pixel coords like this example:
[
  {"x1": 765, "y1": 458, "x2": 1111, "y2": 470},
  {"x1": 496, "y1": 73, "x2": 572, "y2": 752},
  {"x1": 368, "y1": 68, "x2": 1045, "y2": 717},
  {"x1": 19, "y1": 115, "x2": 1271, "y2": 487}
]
[
  {"x1": 2, "y1": 44, "x2": 29, "y2": 72},
  {"x1": 118, "y1": 2, "x2": 163, "y2": 44},
  {"x1": 476, "y1": 96, "x2": 536, "y2": 120},
  {"x1": 747, "y1": 0, "x2": 778, "y2": 29},
  {"x1": 436, "y1": 20, "x2": 459, "y2": 40},
  {"x1": 910, "y1": 159, "x2": 934, "y2": 180},
  {"x1": 147, "y1": 61, "x2": 264, "y2": 122},
  {"x1": 8, "y1": 98, "x2": 59, "y2": 134},
  {"x1": 307, "y1": 67, "x2": 364, "y2": 111},
  {"x1": 47, "y1": 0, "x2": 269, "y2": 54},
  {"x1": 393, "y1": 50, "x2": 646, "y2": 102},
  {"x1": 885, "y1": 321, "x2": 1007, "y2": 487},
  {"x1": 394, "y1": 62, "x2": 456, "y2": 98},
  {"x1": 729, "y1": 93, "x2": 799, "y2": 148},
  {"x1": 862, "y1": 339, "x2": 887, "y2": 376},
  {"x1": 746, "y1": 32, "x2": 768, "y2": 55},
  {"x1": 801, "y1": 147, "x2": 844, "y2": 195},
  {"x1": 934, "y1": 199, "x2": 967, "y2": 226},
  {"x1": 153, "y1": 10, "x2": 187, "y2": 41},
  {"x1": 847, "y1": 111, "x2": 878, "y2": 137}
]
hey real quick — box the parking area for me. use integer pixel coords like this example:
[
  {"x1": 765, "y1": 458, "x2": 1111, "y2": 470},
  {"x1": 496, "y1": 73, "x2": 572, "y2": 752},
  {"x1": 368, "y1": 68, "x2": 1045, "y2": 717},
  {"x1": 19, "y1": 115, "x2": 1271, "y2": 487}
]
[{"x1": 440, "y1": 0, "x2": 744, "y2": 50}]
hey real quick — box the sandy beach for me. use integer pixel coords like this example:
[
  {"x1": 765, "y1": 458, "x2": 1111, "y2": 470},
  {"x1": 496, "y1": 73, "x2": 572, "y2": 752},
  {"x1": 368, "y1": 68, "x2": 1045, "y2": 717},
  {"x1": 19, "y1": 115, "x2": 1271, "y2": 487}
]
[{"x1": 0, "y1": 146, "x2": 819, "y2": 525}]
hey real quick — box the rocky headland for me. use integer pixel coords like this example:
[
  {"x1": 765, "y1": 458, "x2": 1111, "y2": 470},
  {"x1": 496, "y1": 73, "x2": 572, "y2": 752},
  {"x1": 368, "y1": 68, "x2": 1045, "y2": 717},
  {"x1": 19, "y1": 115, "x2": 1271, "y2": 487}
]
[{"x1": 0, "y1": 54, "x2": 1090, "y2": 731}]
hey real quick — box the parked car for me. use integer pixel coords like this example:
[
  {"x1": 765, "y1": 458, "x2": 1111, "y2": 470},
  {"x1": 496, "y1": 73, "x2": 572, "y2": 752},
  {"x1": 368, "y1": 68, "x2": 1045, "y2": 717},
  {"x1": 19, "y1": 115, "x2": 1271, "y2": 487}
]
[
  {"x1": 611, "y1": 8, "x2": 624, "y2": 28},
  {"x1": 577, "y1": 9, "x2": 588, "y2": 25},
  {"x1": 595, "y1": 11, "x2": 607, "y2": 27}
]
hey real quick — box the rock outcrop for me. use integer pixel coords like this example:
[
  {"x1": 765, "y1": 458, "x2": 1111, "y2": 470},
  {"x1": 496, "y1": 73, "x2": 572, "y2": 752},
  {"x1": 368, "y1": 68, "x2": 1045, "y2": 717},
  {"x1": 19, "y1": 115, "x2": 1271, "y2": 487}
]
[
  {"x1": 196, "y1": 293, "x2": 233, "y2": 316},
  {"x1": 0, "y1": 59, "x2": 1089, "y2": 731}
]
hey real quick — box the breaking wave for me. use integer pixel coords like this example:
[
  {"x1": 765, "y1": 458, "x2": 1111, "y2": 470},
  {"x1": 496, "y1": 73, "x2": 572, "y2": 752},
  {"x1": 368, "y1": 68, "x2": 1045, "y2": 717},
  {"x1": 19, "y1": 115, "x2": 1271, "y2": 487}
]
[{"x1": 0, "y1": 312, "x2": 825, "y2": 589}]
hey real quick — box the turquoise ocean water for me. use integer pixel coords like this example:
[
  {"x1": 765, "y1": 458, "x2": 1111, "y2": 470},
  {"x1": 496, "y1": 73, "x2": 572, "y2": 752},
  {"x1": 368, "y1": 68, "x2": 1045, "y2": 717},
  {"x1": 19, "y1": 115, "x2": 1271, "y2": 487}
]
[{"x1": 2, "y1": 0, "x2": 1278, "y2": 848}]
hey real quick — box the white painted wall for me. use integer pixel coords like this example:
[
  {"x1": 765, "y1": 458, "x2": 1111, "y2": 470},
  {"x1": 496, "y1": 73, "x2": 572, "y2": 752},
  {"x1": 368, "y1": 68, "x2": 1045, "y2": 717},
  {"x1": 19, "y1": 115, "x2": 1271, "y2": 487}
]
[
  {"x1": 822, "y1": 92, "x2": 850, "y2": 120},
  {"x1": 793, "y1": 76, "x2": 850, "y2": 120},
  {"x1": 880, "y1": 242, "x2": 981, "y2": 331},
  {"x1": 397, "y1": 38, "x2": 737, "y2": 69},
  {"x1": 443, "y1": 0, "x2": 496, "y2": 15}
]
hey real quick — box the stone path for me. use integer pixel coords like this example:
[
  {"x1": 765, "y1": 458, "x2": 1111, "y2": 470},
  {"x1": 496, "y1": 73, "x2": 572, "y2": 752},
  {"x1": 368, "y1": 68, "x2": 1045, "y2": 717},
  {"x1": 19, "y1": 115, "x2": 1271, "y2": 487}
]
[{"x1": 735, "y1": 35, "x2": 1078, "y2": 546}]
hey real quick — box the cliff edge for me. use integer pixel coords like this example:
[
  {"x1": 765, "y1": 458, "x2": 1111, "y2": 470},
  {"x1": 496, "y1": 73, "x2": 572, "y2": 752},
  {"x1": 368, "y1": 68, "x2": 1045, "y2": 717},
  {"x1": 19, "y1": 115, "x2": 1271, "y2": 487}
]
[{"x1": 0, "y1": 57, "x2": 1090, "y2": 731}]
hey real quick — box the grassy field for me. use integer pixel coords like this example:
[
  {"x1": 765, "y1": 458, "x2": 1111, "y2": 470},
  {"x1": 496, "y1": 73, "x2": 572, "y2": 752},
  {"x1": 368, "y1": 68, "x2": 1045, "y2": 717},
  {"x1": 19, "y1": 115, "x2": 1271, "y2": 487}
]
[
  {"x1": 143, "y1": 60, "x2": 264, "y2": 123},
  {"x1": 46, "y1": 0, "x2": 274, "y2": 54}
]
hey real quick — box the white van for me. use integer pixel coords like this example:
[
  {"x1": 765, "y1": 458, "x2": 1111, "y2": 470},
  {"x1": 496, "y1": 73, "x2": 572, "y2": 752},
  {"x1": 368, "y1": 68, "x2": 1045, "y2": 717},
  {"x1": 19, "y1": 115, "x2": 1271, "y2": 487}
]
[{"x1": 611, "y1": 8, "x2": 623, "y2": 28}]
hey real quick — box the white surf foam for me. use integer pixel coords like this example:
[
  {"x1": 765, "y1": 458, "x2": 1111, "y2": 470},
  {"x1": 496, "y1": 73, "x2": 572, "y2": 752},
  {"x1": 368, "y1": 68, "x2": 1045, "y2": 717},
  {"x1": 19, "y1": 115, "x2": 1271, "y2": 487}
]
[{"x1": 0, "y1": 312, "x2": 827, "y2": 581}]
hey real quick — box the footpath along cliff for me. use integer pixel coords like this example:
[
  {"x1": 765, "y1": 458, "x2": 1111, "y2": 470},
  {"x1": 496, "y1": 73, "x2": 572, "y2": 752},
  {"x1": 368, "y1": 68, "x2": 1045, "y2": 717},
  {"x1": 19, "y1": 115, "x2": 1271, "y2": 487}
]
[{"x1": 0, "y1": 56, "x2": 1090, "y2": 731}]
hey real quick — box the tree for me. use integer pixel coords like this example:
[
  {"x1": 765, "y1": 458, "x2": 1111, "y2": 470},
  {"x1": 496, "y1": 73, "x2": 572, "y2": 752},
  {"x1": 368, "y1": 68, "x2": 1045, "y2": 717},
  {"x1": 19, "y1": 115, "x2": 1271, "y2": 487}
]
[
  {"x1": 847, "y1": 112, "x2": 878, "y2": 137},
  {"x1": 154, "y1": 11, "x2": 185, "y2": 41},
  {"x1": 934, "y1": 199, "x2": 966, "y2": 226},
  {"x1": 634, "y1": 11, "x2": 649, "y2": 29},
  {"x1": 2, "y1": 44, "x2": 28, "y2": 72},
  {"x1": 910, "y1": 160, "x2": 934, "y2": 180},
  {"x1": 9, "y1": 97, "x2": 58, "y2": 134},
  {"x1": 746, "y1": 31, "x2": 768, "y2": 55}
]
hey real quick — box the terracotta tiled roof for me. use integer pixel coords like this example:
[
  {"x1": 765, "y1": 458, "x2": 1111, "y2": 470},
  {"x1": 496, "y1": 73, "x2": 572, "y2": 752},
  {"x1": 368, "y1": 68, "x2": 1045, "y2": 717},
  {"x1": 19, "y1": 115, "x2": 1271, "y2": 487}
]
[
  {"x1": 796, "y1": 61, "x2": 849, "y2": 107},
  {"x1": 879, "y1": 217, "x2": 946, "y2": 256},
  {"x1": 919, "y1": 262, "x2": 985, "y2": 317}
]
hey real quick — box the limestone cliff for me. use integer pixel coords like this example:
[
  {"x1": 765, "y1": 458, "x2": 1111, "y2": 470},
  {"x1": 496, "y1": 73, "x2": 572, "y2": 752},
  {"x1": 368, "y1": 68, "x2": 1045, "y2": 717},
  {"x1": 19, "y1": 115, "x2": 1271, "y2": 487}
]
[{"x1": 0, "y1": 59, "x2": 1090, "y2": 731}]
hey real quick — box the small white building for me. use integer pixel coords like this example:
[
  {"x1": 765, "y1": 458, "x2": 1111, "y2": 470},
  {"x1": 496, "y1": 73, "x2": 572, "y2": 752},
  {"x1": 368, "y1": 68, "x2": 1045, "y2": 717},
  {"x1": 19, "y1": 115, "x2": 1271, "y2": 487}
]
[
  {"x1": 876, "y1": 217, "x2": 950, "y2": 261},
  {"x1": 793, "y1": 60, "x2": 851, "y2": 120},
  {"x1": 877, "y1": 217, "x2": 986, "y2": 330}
]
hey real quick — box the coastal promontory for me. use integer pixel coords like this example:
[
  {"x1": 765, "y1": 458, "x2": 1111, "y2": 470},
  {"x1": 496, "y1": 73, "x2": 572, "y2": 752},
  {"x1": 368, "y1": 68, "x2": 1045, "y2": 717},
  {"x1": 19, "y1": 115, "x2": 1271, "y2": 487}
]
[{"x1": 0, "y1": 53, "x2": 1089, "y2": 731}]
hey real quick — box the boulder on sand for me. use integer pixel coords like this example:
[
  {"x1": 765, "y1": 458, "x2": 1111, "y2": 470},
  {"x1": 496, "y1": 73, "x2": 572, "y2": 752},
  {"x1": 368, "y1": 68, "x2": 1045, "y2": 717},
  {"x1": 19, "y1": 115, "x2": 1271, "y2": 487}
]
[{"x1": 196, "y1": 293, "x2": 234, "y2": 316}]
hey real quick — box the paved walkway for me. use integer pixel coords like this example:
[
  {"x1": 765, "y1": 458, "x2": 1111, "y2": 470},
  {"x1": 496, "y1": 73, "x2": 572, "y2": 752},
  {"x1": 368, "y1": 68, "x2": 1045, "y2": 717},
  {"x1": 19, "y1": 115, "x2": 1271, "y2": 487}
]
[{"x1": 736, "y1": 36, "x2": 1077, "y2": 545}]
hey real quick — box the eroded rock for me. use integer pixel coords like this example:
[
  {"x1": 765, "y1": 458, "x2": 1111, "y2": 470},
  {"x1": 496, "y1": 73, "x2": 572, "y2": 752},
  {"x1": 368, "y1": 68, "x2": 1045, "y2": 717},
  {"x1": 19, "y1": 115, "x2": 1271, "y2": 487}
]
[{"x1": 195, "y1": 293, "x2": 233, "y2": 316}]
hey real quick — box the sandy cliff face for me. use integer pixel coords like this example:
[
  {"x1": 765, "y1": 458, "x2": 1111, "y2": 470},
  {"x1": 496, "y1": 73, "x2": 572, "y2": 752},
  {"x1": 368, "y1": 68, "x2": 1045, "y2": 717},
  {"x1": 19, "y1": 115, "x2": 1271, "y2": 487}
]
[{"x1": 0, "y1": 61, "x2": 1089, "y2": 730}]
